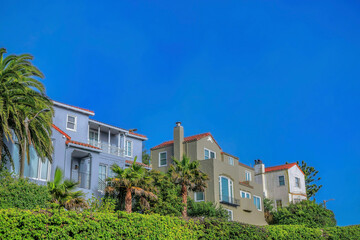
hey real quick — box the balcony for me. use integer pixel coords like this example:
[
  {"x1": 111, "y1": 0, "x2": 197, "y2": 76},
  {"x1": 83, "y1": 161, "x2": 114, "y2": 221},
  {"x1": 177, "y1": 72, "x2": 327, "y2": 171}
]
[
  {"x1": 219, "y1": 195, "x2": 240, "y2": 207},
  {"x1": 88, "y1": 139, "x2": 125, "y2": 157}
]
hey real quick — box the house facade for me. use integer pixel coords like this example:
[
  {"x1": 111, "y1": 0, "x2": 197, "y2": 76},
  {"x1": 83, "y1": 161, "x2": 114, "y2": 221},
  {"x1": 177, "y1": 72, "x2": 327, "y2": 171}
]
[
  {"x1": 6, "y1": 100, "x2": 148, "y2": 198},
  {"x1": 254, "y1": 160, "x2": 307, "y2": 209},
  {"x1": 151, "y1": 122, "x2": 267, "y2": 225}
]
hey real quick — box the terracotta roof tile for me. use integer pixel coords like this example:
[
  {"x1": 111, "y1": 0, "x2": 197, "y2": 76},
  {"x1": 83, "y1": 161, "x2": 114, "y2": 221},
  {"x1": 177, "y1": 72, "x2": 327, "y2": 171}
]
[
  {"x1": 65, "y1": 140, "x2": 101, "y2": 150},
  {"x1": 129, "y1": 132, "x2": 147, "y2": 139},
  {"x1": 151, "y1": 132, "x2": 221, "y2": 150},
  {"x1": 52, "y1": 124, "x2": 71, "y2": 140},
  {"x1": 125, "y1": 160, "x2": 150, "y2": 168},
  {"x1": 265, "y1": 163, "x2": 304, "y2": 175}
]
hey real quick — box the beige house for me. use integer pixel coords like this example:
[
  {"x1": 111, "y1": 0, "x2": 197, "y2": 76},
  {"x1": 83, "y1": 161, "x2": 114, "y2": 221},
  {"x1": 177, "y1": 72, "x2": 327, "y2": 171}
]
[
  {"x1": 254, "y1": 160, "x2": 307, "y2": 209},
  {"x1": 151, "y1": 122, "x2": 267, "y2": 225}
]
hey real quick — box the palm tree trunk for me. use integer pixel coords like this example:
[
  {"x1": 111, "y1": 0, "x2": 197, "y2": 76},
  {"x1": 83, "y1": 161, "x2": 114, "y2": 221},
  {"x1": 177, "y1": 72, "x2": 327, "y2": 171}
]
[
  {"x1": 125, "y1": 187, "x2": 132, "y2": 213},
  {"x1": 19, "y1": 141, "x2": 25, "y2": 178},
  {"x1": 181, "y1": 183, "x2": 188, "y2": 217}
]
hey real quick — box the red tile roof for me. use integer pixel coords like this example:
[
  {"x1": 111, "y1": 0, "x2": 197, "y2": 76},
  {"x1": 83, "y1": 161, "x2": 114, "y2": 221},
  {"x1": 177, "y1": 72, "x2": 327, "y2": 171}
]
[
  {"x1": 65, "y1": 140, "x2": 101, "y2": 150},
  {"x1": 151, "y1": 132, "x2": 221, "y2": 150},
  {"x1": 53, "y1": 101, "x2": 95, "y2": 114},
  {"x1": 265, "y1": 163, "x2": 304, "y2": 175},
  {"x1": 125, "y1": 160, "x2": 150, "y2": 168},
  {"x1": 52, "y1": 124, "x2": 71, "y2": 140},
  {"x1": 129, "y1": 132, "x2": 147, "y2": 139}
]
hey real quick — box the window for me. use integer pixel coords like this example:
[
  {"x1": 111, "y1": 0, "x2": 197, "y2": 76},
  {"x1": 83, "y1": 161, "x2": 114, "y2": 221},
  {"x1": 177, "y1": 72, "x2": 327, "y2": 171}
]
[
  {"x1": 228, "y1": 157, "x2": 234, "y2": 166},
  {"x1": 98, "y1": 164, "x2": 107, "y2": 192},
  {"x1": 253, "y1": 196, "x2": 262, "y2": 211},
  {"x1": 195, "y1": 192, "x2": 205, "y2": 202},
  {"x1": 245, "y1": 171, "x2": 251, "y2": 181},
  {"x1": 125, "y1": 140, "x2": 132, "y2": 157},
  {"x1": 295, "y1": 177, "x2": 300, "y2": 188},
  {"x1": 159, "y1": 151, "x2": 167, "y2": 167},
  {"x1": 279, "y1": 176, "x2": 285, "y2": 186},
  {"x1": 294, "y1": 198, "x2": 301, "y2": 204},
  {"x1": 224, "y1": 209, "x2": 233, "y2": 221},
  {"x1": 276, "y1": 199, "x2": 282, "y2": 209},
  {"x1": 13, "y1": 144, "x2": 51, "y2": 181},
  {"x1": 89, "y1": 130, "x2": 99, "y2": 142},
  {"x1": 240, "y1": 191, "x2": 251, "y2": 199},
  {"x1": 219, "y1": 176, "x2": 234, "y2": 203},
  {"x1": 66, "y1": 115, "x2": 77, "y2": 131},
  {"x1": 204, "y1": 148, "x2": 216, "y2": 160}
]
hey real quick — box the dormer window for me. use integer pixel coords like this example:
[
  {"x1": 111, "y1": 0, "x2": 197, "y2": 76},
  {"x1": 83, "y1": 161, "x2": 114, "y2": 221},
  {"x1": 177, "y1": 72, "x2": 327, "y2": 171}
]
[
  {"x1": 204, "y1": 148, "x2": 216, "y2": 160},
  {"x1": 66, "y1": 115, "x2": 77, "y2": 131}
]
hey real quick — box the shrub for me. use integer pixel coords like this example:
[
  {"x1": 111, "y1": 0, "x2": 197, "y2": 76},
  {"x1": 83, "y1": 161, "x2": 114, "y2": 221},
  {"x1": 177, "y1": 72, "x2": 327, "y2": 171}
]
[
  {"x1": 323, "y1": 225, "x2": 360, "y2": 240},
  {"x1": 187, "y1": 198, "x2": 229, "y2": 220},
  {"x1": 0, "y1": 171, "x2": 50, "y2": 209},
  {"x1": 266, "y1": 225, "x2": 323, "y2": 239},
  {"x1": 272, "y1": 200, "x2": 336, "y2": 228}
]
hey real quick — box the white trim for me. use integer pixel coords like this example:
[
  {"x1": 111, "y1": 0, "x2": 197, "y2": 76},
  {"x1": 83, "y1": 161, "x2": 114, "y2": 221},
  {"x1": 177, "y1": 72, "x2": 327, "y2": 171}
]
[
  {"x1": 219, "y1": 176, "x2": 234, "y2": 202},
  {"x1": 253, "y1": 195, "x2": 262, "y2": 211},
  {"x1": 194, "y1": 192, "x2": 205, "y2": 202},
  {"x1": 224, "y1": 209, "x2": 233, "y2": 221},
  {"x1": 125, "y1": 140, "x2": 133, "y2": 157},
  {"x1": 204, "y1": 148, "x2": 216, "y2": 160},
  {"x1": 66, "y1": 114, "x2": 77, "y2": 132},
  {"x1": 240, "y1": 190, "x2": 251, "y2": 199},
  {"x1": 245, "y1": 170, "x2": 251, "y2": 181},
  {"x1": 53, "y1": 101, "x2": 95, "y2": 116},
  {"x1": 159, "y1": 151, "x2": 167, "y2": 167}
]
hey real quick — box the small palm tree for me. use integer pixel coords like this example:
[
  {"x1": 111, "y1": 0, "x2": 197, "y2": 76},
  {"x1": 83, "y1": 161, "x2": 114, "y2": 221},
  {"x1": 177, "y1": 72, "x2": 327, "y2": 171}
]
[
  {"x1": 106, "y1": 157, "x2": 157, "y2": 213},
  {"x1": 47, "y1": 167, "x2": 88, "y2": 211},
  {"x1": 169, "y1": 155, "x2": 209, "y2": 217}
]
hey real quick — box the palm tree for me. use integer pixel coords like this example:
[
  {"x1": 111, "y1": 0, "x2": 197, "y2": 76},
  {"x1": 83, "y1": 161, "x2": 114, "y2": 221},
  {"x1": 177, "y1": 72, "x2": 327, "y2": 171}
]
[
  {"x1": 0, "y1": 48, "x2": 53, "y2": 173},
  {"x1": 169, "y1": 155, "x2": 209, "y2": 217},
  {"x1": 47, "y1": 167, "x2": 88, "y2": 211},
  {"x1": 106, "y1": 157, "x2": 157, "y2": 213}
]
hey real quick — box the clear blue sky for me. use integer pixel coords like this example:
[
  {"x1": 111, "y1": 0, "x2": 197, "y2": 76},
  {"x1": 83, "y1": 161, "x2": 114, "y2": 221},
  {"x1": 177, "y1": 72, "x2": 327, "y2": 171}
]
[{"x1": 1, "y1": 1, "x2": 359, "y2": 226}]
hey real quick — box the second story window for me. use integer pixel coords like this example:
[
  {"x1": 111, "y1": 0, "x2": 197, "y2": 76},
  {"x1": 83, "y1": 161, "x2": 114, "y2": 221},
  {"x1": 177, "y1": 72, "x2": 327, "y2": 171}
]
[
  {"x1": 125, "y1": 140, "x2": 132, "y2": 157},
  {"x1": 204, "y1": 148, "x2": 216, "y2": 160},
  {"x1": 89, "y1": 131, "x2": 99, "y2": 143},
  {"x1": 219, "y1": 176, "x2": 234, "y2": 203},
  {"x1": 245, "y1": 171, "x2": 251, "y2": 181},
  {"x1": 279, "y1": 176, "x2": 285, "y2": 186},
  {"x1": 295, "y1": 177, "x2": 300, "y2": 188},
  {"x1": 66, "y1": 115, "x2": 77, "y2": 131},
  {"x1": 159, "y1": 151, "x2": 167, "y2": 167},
  {"x1": 253, "y1": 196, "x2": 262, "y2": 211},
  {"x1": 228, "y1": 157, "x2": 234, "y2": 166},
  {"x1": 240, "y1": 190, "x2": 251, "y2": 199}
]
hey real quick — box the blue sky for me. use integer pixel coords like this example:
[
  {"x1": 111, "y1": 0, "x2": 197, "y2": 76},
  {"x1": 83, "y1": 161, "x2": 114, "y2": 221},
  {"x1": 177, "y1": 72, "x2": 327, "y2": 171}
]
[{"x1": 1, "y1": 1, "x2": 359, "y2": 226}]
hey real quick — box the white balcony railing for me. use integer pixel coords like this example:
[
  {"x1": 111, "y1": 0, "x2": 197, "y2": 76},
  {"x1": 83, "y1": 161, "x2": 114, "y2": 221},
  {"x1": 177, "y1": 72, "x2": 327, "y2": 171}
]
[{"x1": 88, "y1": 139, "x2": 124, "y2": 157}]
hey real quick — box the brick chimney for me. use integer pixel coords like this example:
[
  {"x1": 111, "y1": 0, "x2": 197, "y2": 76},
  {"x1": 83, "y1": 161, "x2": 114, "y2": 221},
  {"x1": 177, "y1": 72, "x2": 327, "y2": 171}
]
[{"x1": 174, "y1": 122, "x2": 184, "y2": 160}]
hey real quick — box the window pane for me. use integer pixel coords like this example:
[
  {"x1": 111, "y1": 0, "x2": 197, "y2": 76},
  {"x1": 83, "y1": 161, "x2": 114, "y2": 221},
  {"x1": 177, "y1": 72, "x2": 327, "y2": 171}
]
[
  {"x1": 210, "y1": 151, "x2": 215, "y2": 159},
  {"x1": 68, "y1": 116, "x2": 75, "y2": 123},
  {"x1": 24, "y1": 147, "x2": 39, "y2": 178},
  {"x1": 279, "y1": 176, "x2": 285, "y2": 186},
  {"x1": 221, "y1": 177, "x2": 229, "y2": 202},
  {"x1": 40, "y1": 159, "x2": 49, "y2": 180},
  {"x1": 195, "y1": 192, "x2": 204, "y2": 201},
  {"x1": 67, "y1": 122, "x2": 75, "y2": 129},
  {"x1": 204, "y1": 149, "x2": 209, "y2": 159}
]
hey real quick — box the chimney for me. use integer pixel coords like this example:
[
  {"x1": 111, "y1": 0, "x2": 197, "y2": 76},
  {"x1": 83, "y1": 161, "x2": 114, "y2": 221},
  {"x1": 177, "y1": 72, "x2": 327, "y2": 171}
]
[
  {"x1": 254, "y1": 159, "x2": 267, "y2": 197},
  {"x1": 174, "y1": 122, "x2": 184, "y2": 160}
]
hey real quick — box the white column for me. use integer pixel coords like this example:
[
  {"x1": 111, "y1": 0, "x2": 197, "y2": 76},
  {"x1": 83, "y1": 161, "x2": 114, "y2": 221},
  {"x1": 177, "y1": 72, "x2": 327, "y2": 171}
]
[
  {"x1": 108, "y1": 129, "x2": 111, "y2": 153},
  {"x1": 123, "y1": 133, "x2": 126, "y2": 157},
  {"x1": 97, "y1": 126, "x2": 100, "y2": 147},
  {"x1": 118, "y1": 133, "x2": 121, "y2": 156},
  {"x1": 87, "y1": 123, "x2": 90, "y2": 143}
]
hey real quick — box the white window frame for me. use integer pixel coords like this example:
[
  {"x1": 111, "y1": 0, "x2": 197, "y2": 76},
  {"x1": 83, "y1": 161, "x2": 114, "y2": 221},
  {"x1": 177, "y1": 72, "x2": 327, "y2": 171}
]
[
  {"x1": 225, "y1": 209, "x2": 233, "y2": 221},
  {"x1": 159, "y1": 151, "x2": 167, "y2": 167},
  {"x1": 194, "y1": 192, "x2": 205, "y2": 202},
  {"x1": 34, "y1": 159, "x2": 51, "y2": 181},
  {"x1": 240, "y1": 190, "x2": 251, "y2": 199},
  {"x1": 204, "y1": 148, "x2": 216, "y2": 160},
  {"x1": 279, "y1": 175, "x2": 285, "y2": 186},
  {"x1": 98, "y1": 164, "x2": 108, "y2": 192},
  {"x1": 125, "y1": 140, "x2": 133, "y2": 157},
  {"x1": 66, "y1": 114, "x2": 77, "y2": 131},
  {"x1": 253, "y1": 195, "x2": 262, "y2": 211},
  {"x1": 219, "y1": 176, "x2": 234, "y2": 202},
  {"x1": 245, "y1": 170, "x2": 251, "y2": 181},
  {"x1": 295, "y1": 177, "x2": 300, "y2": 188},
  {"x1": 228, "y1": 157, "x2": 234, "y2": 166}
]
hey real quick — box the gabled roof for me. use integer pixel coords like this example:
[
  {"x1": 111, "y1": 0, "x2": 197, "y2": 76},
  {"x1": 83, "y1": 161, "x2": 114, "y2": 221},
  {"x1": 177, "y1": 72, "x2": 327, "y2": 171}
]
[
  {"x1": 53, "y1": 100, "x2": 95, "y2": 115},
  {"x1": 151, "y1": 132, "x2": 221, "y2": 150},
  {"x1": 265, "y1": 163, "x2": 304, "y2": 175}
]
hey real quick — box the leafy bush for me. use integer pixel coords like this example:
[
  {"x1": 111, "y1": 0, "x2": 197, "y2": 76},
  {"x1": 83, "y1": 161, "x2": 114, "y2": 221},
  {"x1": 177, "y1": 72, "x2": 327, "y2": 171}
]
[
  {"x1": 0, "y1": 171, "x2": 50, "y2": 210},
  {"x1": 272, "y1": 200, "x2": 336, "y2": 228},
  {"x1": 266, "y1": 225, "x2": 323, "y2": 239},
  {"x1": 187, "y1": 198, "x2": 229, "y2": 220},
  {"x1": 323, "y1": 225, "x2": 360, "y2": 240}
]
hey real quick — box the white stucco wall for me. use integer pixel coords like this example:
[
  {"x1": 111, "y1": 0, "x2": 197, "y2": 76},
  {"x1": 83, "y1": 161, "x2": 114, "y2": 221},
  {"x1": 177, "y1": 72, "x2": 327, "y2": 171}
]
[
  {"x1": 264, "y1": 170, "x2": 290, "y2": 207},
  {"x1": 288, "y1": 165, "x2": 307, "y2": 202}
]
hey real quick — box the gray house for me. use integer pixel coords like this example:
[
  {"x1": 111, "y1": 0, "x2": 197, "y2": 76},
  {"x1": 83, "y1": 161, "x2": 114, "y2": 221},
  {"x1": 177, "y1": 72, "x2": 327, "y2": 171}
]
[{"x1": 7, "y1": 100, "x2": 148, "y2": 198}]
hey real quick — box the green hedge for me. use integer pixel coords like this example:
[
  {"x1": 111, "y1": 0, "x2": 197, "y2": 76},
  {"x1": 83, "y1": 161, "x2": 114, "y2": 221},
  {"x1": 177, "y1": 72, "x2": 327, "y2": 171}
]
[{"x1": 0, "y1": 208, "x2": 358, "y2": 239}]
